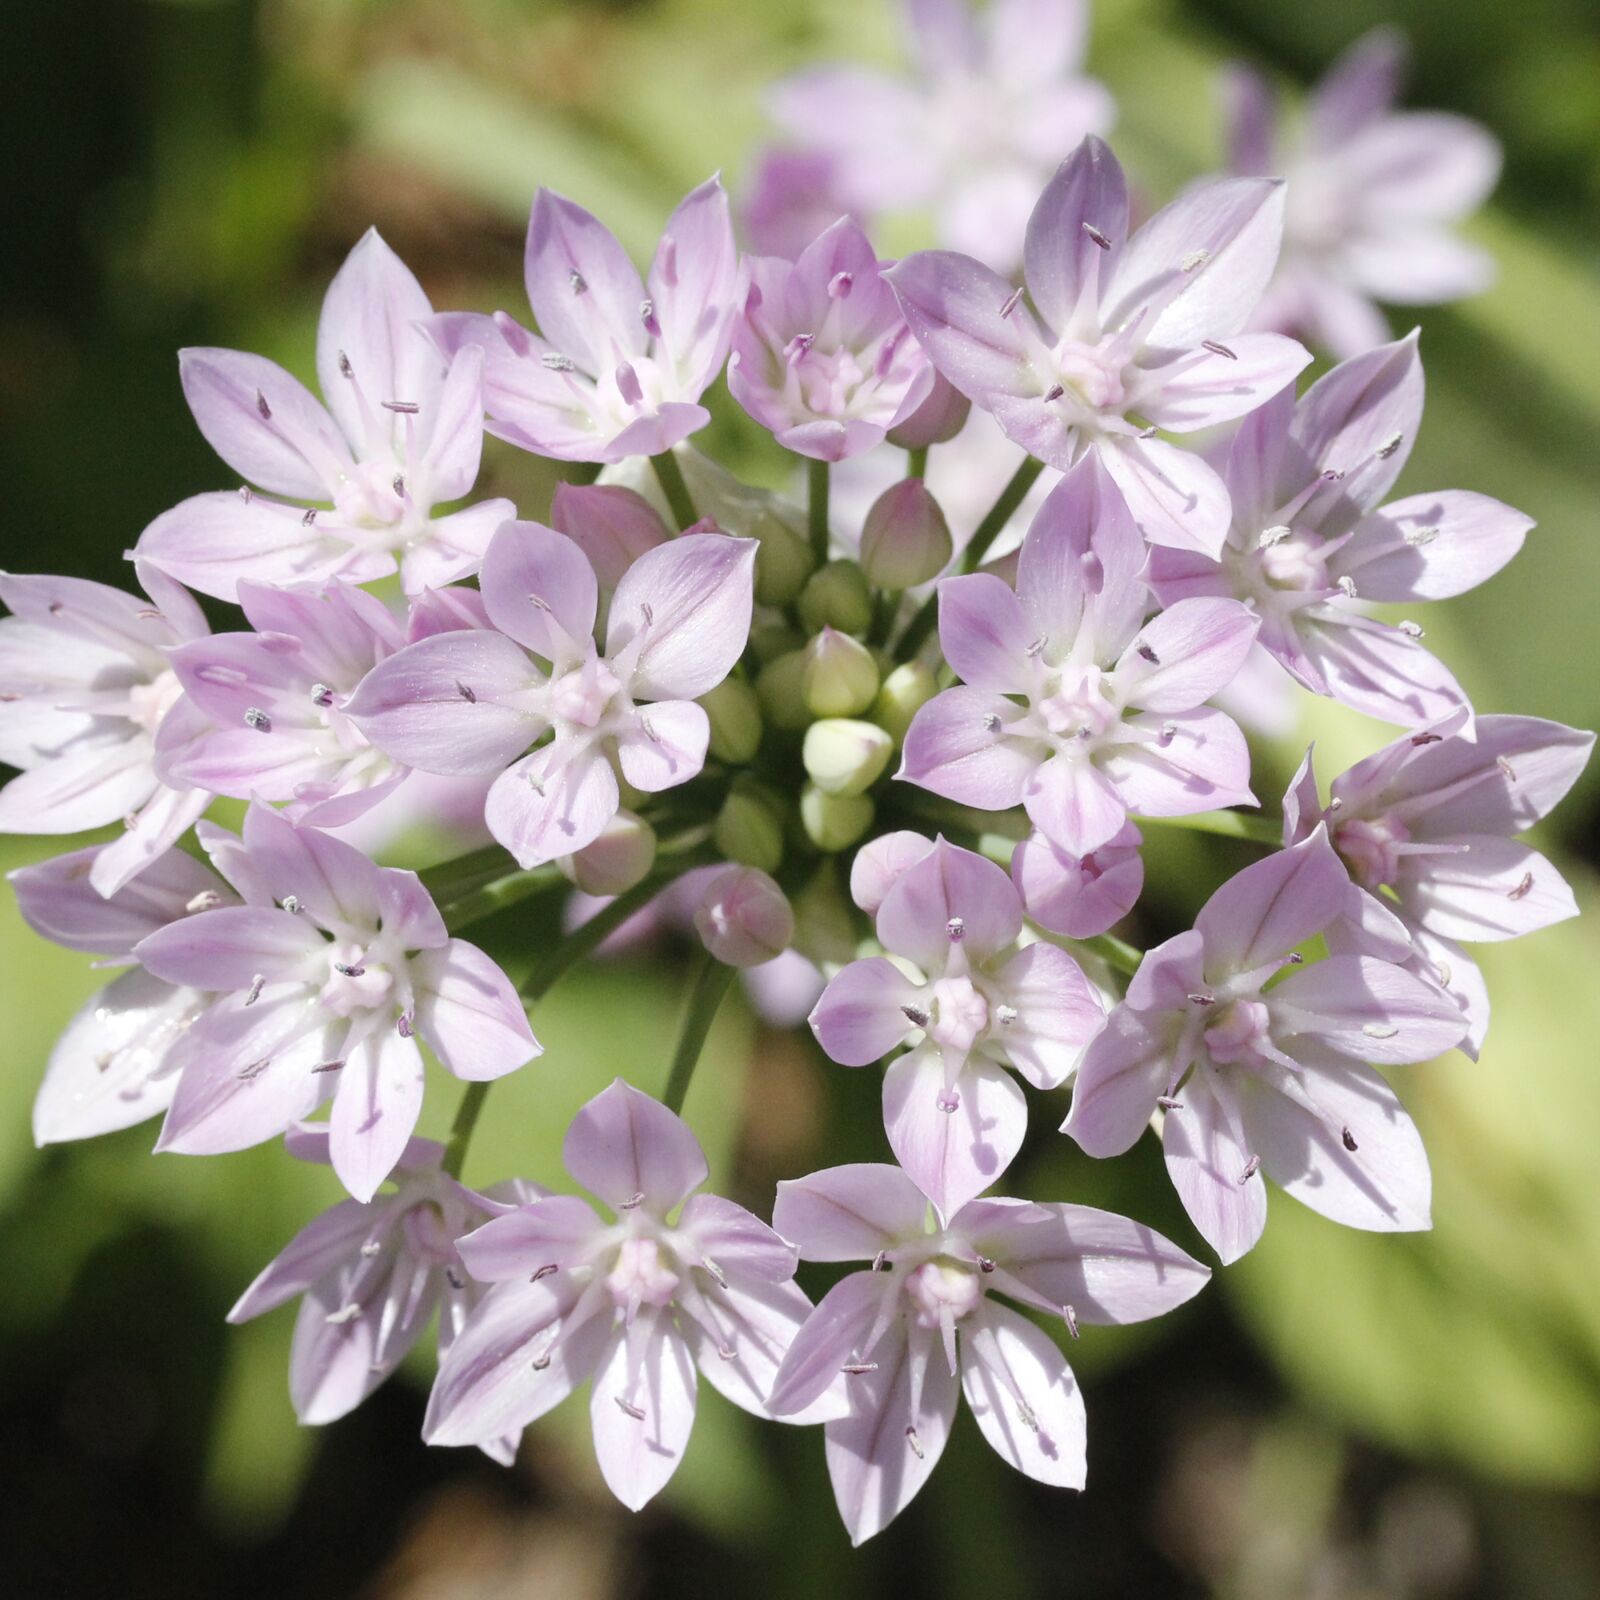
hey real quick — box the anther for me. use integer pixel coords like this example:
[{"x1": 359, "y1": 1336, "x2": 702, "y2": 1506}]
[
  {"x1": 456, "y1": 680, "x2": 476, "y2": 703},
  {"x1": 615, "y1": 1396, "x2": 645, "y2": 1421},
  {"x1": 333, "y1": 961, "x2": 366, "y2": 977},
  {"x1": 871, "y1": 1250, "x2": 890, "y2": 1272},
  {"x1": 976, "y1": 1254, "x2": 996, "y2": 1274},
  {"x1": 312, "y1": 1060, "x2": 346, "y2": 1074},
  {"x1": 1411, "y1": 731, "x2": 1443, "y2": 746},
  {"x1": 639, "y1": 297, "x2": 654, "y2": 323},
  {"x1": 392, "y1": 474, "x2": 405, "y2": 498},
  {"x1": 243, "y1": 706, "x2": 271, "y2": 732},
  {"x1": 1025, "y1": 635, "x2": 1047, "y2": 657},
  {"x1": 382, "y1": 400, "x2": 420, "y2": 415},
  {"x1": 1399, "y1": 621, "x2": 1424, "y2": 638},
  {"x1": 1063, "y1": 1303, "x2": 1080, "y2": 1339},
  {"x1": 1496, "y1": 755, "x2": 1517, "y2": 782},
  {"x1": 1156, "y1": 1095, "x2": 1182, "y2": 1112},
  {"x1": 946, "y1": 915, "x2": 965, "y2": 941},
  {"x1": 1341, "y1": 1126, "x2": 1359, "y2": 1152},
  {"x1": 1508, "y1": 872, "x2": 1535, "y2": 901},
  {"x1": 244, "y1": 974, "x2": 265, "y2": 1007},
  {"x1": 237, "y1": 1059, "x2": 269, "y2": 1081},
  {"x1": 1180, "y1": 249, "x2": 1210, "y2": 272},
  {"x1": 444, "y1": 1266, "x2": 465, "y2": 1290},
  {"x1": 397, "y1": 1013, "x2": 413, "y2": 1039},
  {"x1": 541, "y1": 352, "x2": 576, "y2": 372},
  {"x1": 983, "y1": 712, "x2": 1002, "y2": 732},
  {"x1": 1259, "y1": 524, "x2": 1292, "y2": 548},
  {"x1": 640, "y1": 602, "x2": 654, "y2": 626},
  {"x1": 1187, "y1": 992, "x2": 1215, "y2": 1007},
  {"x1": 905, "y1": 1426, "x2": 925, "y2": 1459},
  {"x1": 530, "y1": 1353, "x2": 551, "y2": 1371},
  {"x1": 828, "y1": 270, "x2": 854, "y2": 299},
  {"x1": 360, "y1": 1240, "x2": 381, "y2": 1258},
  {"x1": 1137, "y1": 641, "x2": 1160, "y2": 665},
  {"x1": 569, "y1": 270, "x2": 587, "y2": 294},
  {"x1": 338, "y1": 351, "x2": 353, "y2": 379},
  {"x1": 1139, "y1": 424, "x2": 1159, "y2": 438},
  {"x1": 1403, "y1": 526, "x2": 1438, "y2": 547},
  {"x1": 999, "y1": 287, "x2": 1024, "y2": 318},
  {"x1": 256, "y1": 391, "x2": 272, "y2": 421},
  {"x1": 996, "y1": 1004, "x2": 1018, "y2": 1027},
  {"x1": 239, "y1": 485, "x2": 253, "y2": 503},
  {"x1": 185, "y1": 890, "x2": 223, "y2": 914},
  {"x1": 1240, "y1": 1155, "x2": 1261, "y2": 1183},
  {"x1": 281, "y1": 895, "x2": 302, "y2": 914},
  {"x1": 618, "y1": 1191, "x2": 646, "y2": 1211},
  {"x1": 842, "y1": 1362, "x2": 879, "y2": 1375},
  {"x1": 639, "y1": 714, "x2": 661, "y2": 744},
  {"x1": 936, "y1": 1089, "x2": 961, "y2": 1114},
  {"x1": 310, "y1": 683, "x2": 334, "y2": 707},
  {"x1": 1375, "y1": 431, "x2": 1403, "y2": 459},
  {"x1": 324, "y1": 1303, "x2": 361, "y2": 1325},
  {"x1": 1362, "y1": 1022, "x2": 1398, "y2": 1039},
  {"x1": 1201, "y1": 340, "x2": 1237, "y2": 360},
  {"x1": 700, "y1": 1256, "x2": 729, "y2": 1289},
  {"x1": 1043, "y1": 383, "x2": 1066, "y2": 402},
  {"x1": 1082, "y1": 222, "x2": 1112, "y2": 250},
  {"x1": 531, "y1": 1263, "x2": 558, "y2": 1282},
  {"x1": 902, "y1": 1004, "x2": 930, "y2": 1028},
  {"x1": 302, "y1": 508, "x2": 317, "y2": 526},
  {"x1": 1336, "y1": 575, "x2": 1357, "y2": 598}
]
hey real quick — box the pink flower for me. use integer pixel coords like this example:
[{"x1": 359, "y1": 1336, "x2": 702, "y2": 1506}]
[
  {"x1": 728, "y1": 218, "x2": 933, "y2": 461},
  {"x1": 1225, "y1": 29, "x2": 1501, "y2": 357},
  {"x1": 137, "y1": 230, "x2": 513, "y2": 600},
  {"x1": 1011, "y1": 819, "x2": 1143, "y2": 939},
  {"x1": 1284, "y1": 714, "x2": 1594, "y2": 1057},
  {"x1": 0, "y1": 564, "x2": 211, "y2": 895},
  {"x1": 810, "y1": 836, "x2": 1103, "y2": 1217},
  {"x1": 900, "y1": 456, "x2": 1260, "y2": 857},
  {"x1": 886, "y1": 136, "x2": 1311, "y2": 553},
  {"x1": 346, "y1": 521, "x2": 755, "y2": 868},
  {"x1": 767, "y1": 0, "x2": 1116, "y2": 274},
  {"x1": 767, "y1": 1161, "x2": 1209, "y2": 1545},
  {"x1": 425, "y1": 1080, "x2": 838, "y2": 1508},
  {"x1": 11, "y1": 841, "x2": 236, "y2": 1143},
  {"x1": 229, "y1": 1124, "x2": 539, "y2": 1454},
  {"x1": 134, "y1": 804, "x2": 539, "y2": 1201},
  {"x1": 159, "y1": 579, "x2": 413, "y2": 828},
  {"x1": 430, "y1": 178, "x2": 745, "y2": 464},
  {"x1": 1065, "y1": 828, "x2": 1469, "y2": 1264},
  {"x1": 1150, "y1": 333, "x2": 1529, "y2": 729}
]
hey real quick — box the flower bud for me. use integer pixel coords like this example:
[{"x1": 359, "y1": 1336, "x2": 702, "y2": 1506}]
[
  {"x1": 797, "y1": 559, "x2": 872, "y2": 635},
  {"x1": 800, "y1": 784, "x2": 875, "y2": 854},
  {"x1": 700, "y1": 677, "x2": 763, "y2": 764},
  {"x1": 749, "y1": 507, "x2": 816, "y2": 606},
  {"x1": 694, "y1": 865, "x2": 794, "y2": 967},
  {"x1": 755, "y1": 649, "x2": 812, "y2": 732},
  {"x1": 714, "y1": 788, "x2": 785, "y2": 873},
  {"x1": 558, "y1": 809, "x2": 657, "y2": 897},
  {"x1": 887, "y1": 368, "x2": 971, "y2": 449},
  {"x1": 802, "y1": 718, "x2": 893, "y2": 797},
  {"x1": 859, "y1": 480, "x2": 954, "y2": 590},
  {"x1": 550, "y1": 483, "x2": 670, "y2": 591},
  {"x1": 803, "y1": 627, "x2": 880, "y2": 717},
  {"x1": 872, "y1": 659, "x2": 938, "y2": 741},
  {"x1": 749, "y1": 621, "x2": 805, "y2": 665}
]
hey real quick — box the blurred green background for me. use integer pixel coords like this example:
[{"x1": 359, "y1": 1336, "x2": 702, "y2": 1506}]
[{"x1": 2, "y1": 1, "x2": 1599, "y2": 1595}]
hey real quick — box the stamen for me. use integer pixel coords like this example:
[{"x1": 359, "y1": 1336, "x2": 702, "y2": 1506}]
[
  {"x1": 281, "y1": 895, "x2": 302, "y2": 914},
  {"x1": 569, "y1": 270, "x2": 587, "y2": 294},
  {"x1": 360, "y1": 1240, "x2": 381, "y2": 1258},
  {"x1": 1398, "y1": 621, "x2": 1424, "y2": 639},
  {"x1": 1187, "y1": 992, "x2": 1215, "y2": 1007},
  {"x1": 382, "y1": 400, "x2": 420, "y2": 415},
  {"x1": 905, "y1": 1426, "x2": 925, "y2": 1459},
  {"x1": 615, "y1": 1396, "x2": 646, "y2": 1421},
  {"x1": 1082, "y1": 222, "x2": 1112, "y2": 250},
  {"x1": 1496, "y1": 755, "x2": 1517, "y2": 782},
  {"x1": 393, "y1": 474, "x2": 406, "y2": 498},
  {"x1": 617, "y1": 1191, "x2": 646, "y2": 1211},
  {"x1": 1156, "y1": 1094, "x2": 1182, "y2": 1112},
  {"x1": 842, "y1": 1362, "x2": 879, "y2": 1375},
  {"x1": 995, "y1": 1004, "x2": 1018, "y2": 1027},
  {"x1": 334, "y1": 961, "x2": 366, "y2": 978},
  {"x1": 531, "y1": 1263, "x2": 558, "y2": 1282},
  {"x1": 237, "y1": 1059, "x2": 269, "y2": 1081},
  {"x1": 1240, "y1": 1155, "x2": 1261, "y2": 1183},
  {"x1": 1375, "y1": 431, "x2": 1403, "y2": 459},
  {"x1": 338, "y1": 351, "x2": 353, "y2": 379},
  {"x1": 1180, "y1": 249, "x2": 1210, "y2": 272},
  {"x1": 1411, "y1": 731, "x2": 1444, "y2": 746},
  {"x1": 397, "y1": 1012, "x2": 413, "y2": 1038},
  {"x1": 541, "y1": 352, "x2": 576, "y2": 372},
  {"x1": 1362, "y1": 1022, "x2": 1398, "y2": 1039},
  {"x1": 700, "y1": 1256, "x2": 729, "y2": 1289},
  {"x1": 310, "y1": 683, "x2": 334, "y2": 707},
  {"x1": 639, "y1": 297, "x2": 655, "y2": 324},
  {"x1": 244, "y1": 974, "x2": 265, "y2": 1007},
  {"x1": 639, "y1": 714, "x2": 661, "y2": 744},
  {"x1": 302, "y1": 508, "x2": 318, "y2": 526},
  {"x1": 256, "y1": 391, "x2": 272, "y2": 421},
  {"x1": 871, "y1": 1250, "x2": 890, "y2": 1272},
  {"x1": 1201, "y1": 340, "x2": 1237, "y2": 360},
  {"x1": 1258, "y1": 524, "x2": 1292, "y2": 548},
  {"x1": 312, "y1": 1060, "x2": 346, "y2": 1074},
  {"x1": 999, "y1": 287, "x2": 1024, "y2": 318},
  {"x1": 456, "y1": 680, "x2": 476, "y2": 703},
  {"x1": 1336, "y1": 575, "x2": 1357, "y2": 598},
  {"x1": 1341, "y1": 1126, "x2": 1359, "y2": 1152},
  {"x1": 444, "y1": 1266, "x2": 465, "y2": 1290},
  {"x1": 976, "y1": 1254, "x2": 996, "y2": 1274},
  {"x1": 185, "y1": 890, "x2": 223, "y2": 914},
  {"x1": 936, "y1": 1089, "x2": 961, "y2": 1114},
  {"x1": 901, "y1": 1004, "x2": 930, "y2": 1027},
  {"x1": 243, "y1": 706, "x2": 271, "y2": 732},
  {"x1": 982, "y1": 712, "x2": 1002, "y2": 732},
  {"x1": 1403, "y1": 526, "x2": 1438, "y2": 547},
  {"x1": 1138, "y1": 424, "x2": 1159, "y2": 438},
  {"x1": 1062, "y1": 1303, "x2": 1080, "y2": 1340},
  {"x1": 324, "y1": 1303, "x2": 361, "y2": 1325},
  {"x1": 1043, "y1": 383, "x2": 1065, "y2": 402},
  {"x1": 828, "y1": 270, "x2": 854, "y2": 299},
  {"x1": 239, "y1": 485, "x2": 253, "y2": 503},
  {"x1": 1025, "y1": 635, "x2": 1047, "y2": 657},
  {"x1": 1136, "y1": 642, "x2": 1160, "y2": 665},
  {"x1": 1508, "y1": 872, "x2": 1535, "y2": 901},
  {"x1": 946, "y1": 915, "x2": 965, "y2": 942}
]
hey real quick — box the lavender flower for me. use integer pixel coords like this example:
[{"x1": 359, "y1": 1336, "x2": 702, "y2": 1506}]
[
  {"x1": 810, "y1": 836, "x2": 1103, "y2": 1217},
  {"x1": 767, "y1": 0, "x2": 1116, "y2": 273},
  {"x1": 1011, "y1": 819, "x2": 1143, "y2": 939},
  {"x1": 1065, "y1": 829, "x2": 1469, "y2": 1263},
  {"x1": 160, "y1": 579, "x2": 412, "y2": 827},
  {"x1": 1150, "y1": 334, "x2": 1530, "y2": 729},
  {"x1": 1285, "y1": 714, "x2": 1594, "y2": 1056},
  {"x1": 229, "y1": 1125, "x2": 538, "y2": 1453},
  {"x1": 1225, "y1": 29, "x2": 1501, "y2": 357},
  {"x1": 11, "y1": 841, "x2": 236, "y2": 1143},
  {"x1": 430, "y1": 179, "x2": 745, "y2": 464},
  {"x1": 900, "y1": 457, "x2": 1260, "y2": 857},
  {"x1": 425, "y1": 1080, "x2": 837, "y2": 1508},
  {"x1": 728, "y1": 218, "x2": 933, "y2": 461},
  {"x1": 0, "y1": 564, "x2": 210, "y2": 895},
  {"x1": 347, "y1": 520, "x2": 755, "y2": 868},
  {"x1": 137, "y1": 230, "x2": 514, "y2": 599},
  {"x1": 767, "y1": 1161, "x2": 1210, "y2": 1545},
  {"x1": 887, "y1": 136, "x2": 1311, "y2": 553},
  {"x1": 134, "y1": 804, "x2": 539, "y2": 1202}
]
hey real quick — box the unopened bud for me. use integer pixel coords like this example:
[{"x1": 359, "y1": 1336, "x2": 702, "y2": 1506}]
[
  {"x1": 887, "y1": 368, "x2": 971, "y2": 449},
  {"x1": 700, "y1": 677, "x2": 763, "y2": 764},
  {"x1": 859, "y1": 480, "x2": 953, "y2": 590},
  {"x1": 803, "y1": 718, "x2": 893, "y2": 797},
  {"x1": 800, "y1": 785, "x2": 875, "y2": 853},
  {"x1": 694, "y1": 865, "x2": 794, "y2": 967},
  {"x1": 558, "y1": 809, "x2": 656, "y2": 897},
  {"x1": 872, "y1": 660, "x2": 938, "y2": 742},
  {"x1": 550, "y1": 483, "x2": 669, "y2": 590},
  {"x1": 750, "y1": 507, "x2": 816, "y2": 606},
  {"x1": 755, "y1": 649, "x2": 812, "y2": 732},
  {"x1": 714, "y1": 788, "x2": 785, "y2": 873},
  {"x1": 803, "y1": 627, "x2": 880, "y2": 717},
  {"x1": 798, "y1": 559, "x2": 872, "y2": 635}
]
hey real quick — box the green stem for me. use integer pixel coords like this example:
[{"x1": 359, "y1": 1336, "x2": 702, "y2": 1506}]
[
  {"x1": 437, "y1": 864, "x2": 565, "y2": 931},
  {"x1": 1070, "y1": 933, "x2": 1143, "y2": 979},
  {"x1": 652, "y1": 450, "x2": 697, "y2": 529},
  {"x1": 1135, "y1": 810, "x2": 1282, "y2": 846},
  {"x1": 894, "y1": 455, "x2": 1043, "y2": 660},
  {"x1": 661, "y1": 955, "x2": 738, "y2": 1114},
  {"x1": 442, "y1": 1083, "x2": 488, "y2": 1179},
  {"x1": 807, "y1": 457, "x2": 831, "y2": 564},
  {"x1": 905, "y1": 445, "x2": 928, "y2": 480}
]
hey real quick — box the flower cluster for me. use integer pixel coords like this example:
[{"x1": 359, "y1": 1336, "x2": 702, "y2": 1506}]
[{"x1": 3, "y1": 2, "x2": 1589, "y2": 1550}]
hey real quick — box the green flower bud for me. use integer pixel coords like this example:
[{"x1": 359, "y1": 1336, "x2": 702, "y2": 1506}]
[
  {"x1": 714, "y1": 788, "x2": 785, "y2": 873},
  {"x1": 749, "y1": 507, "x2": 816, "y2": 606},
  {"x1": 755, "y1": 649, "x2": 812, "y2": 732},
  {"x1": 802, "y1": 627, "x2": 880, "y2": 717},
  {"x1": 800, "y1": 784, "x2": 876, "y2": 854},
  {"x1": 798, "y1": 559, "x2": 872, "y2": 636},
  {"x1": 803, "y1": 718, "x2": 894, "y2": 797},
  {"x1": 700, "y1": 677, "x2": 763, "y2": 764},
  {"x1": 872, "y1": 659, "x2": 938, "y2": 741},
  {"x1": 859, "y1": 479, "x2": 954, "y2": 590},
  {"x1": 557, "y1": 809, "x2": 657, "y2": 897}
]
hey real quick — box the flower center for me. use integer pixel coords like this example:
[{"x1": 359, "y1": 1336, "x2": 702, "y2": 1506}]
[
  {"x1": 1334, "y1": 813, "x2": 1410, "y2": 890},
  {"x1": 548, "y1": 657, "x2": 624, "y2": 729},
  {"x1": 1050, "y1": 339, "x2": 1128, "y2": 412},
  {"x1": 400, "y1": 1200, "x2": 460, "y2": 1266},
  {"x1": 926, "y1": 975, "x2": 990, "y2": 1054},
  {"x1": 128, "y1": 668, "x2": 184, "y2": 737},
  {"x1": 606, "y1": 1236, "x2": 680, "y2": 1309},
  {"x1": 905, "y1": 1260, "x2": 984, "y2": 1329},
  {"x1": 318, "y1": 941, "x2": 396, "y2": 1017},
  {"x1": 1203, "y1": 998, "x2": 1274, "y2": 1067},
  {"x1": 333, "y1": 460, "x2": 408, "y2": 529},
  {"x1": 1038, "y1": 665, "x2": 1119, "y2": 744}
]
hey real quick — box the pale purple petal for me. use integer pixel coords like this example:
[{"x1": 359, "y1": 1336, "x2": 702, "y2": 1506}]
[
  {"x1": 239, "y1": 802, "x2": 386, "y2": 929},
  {"x1": 1162, "y1": 1070, "x2": 1268, "y2": 1264},
  {"x1": 1269, "y1": 954, "x2": 1467, "y2": 1062},
  {"x1": 961, "y1": 1301, "x2": 1086, "y2": 1487},
  {"x1": 1125, "y1": 928, "x2": 1209, "y2": 1012},
  {"x1": 1300, "y1": 615, "x2": 1470, "y2": 730},
  {"x1": 898, "y1": 687, "x2": 1039, "y2": 810},
  {"x1": 1221, "y1": 62, "x2": 1277, "y2": 174},
  {"x1": 328, "y1": 1029, "x2": 427, "y2": 1202},
  {"x1": 563, "y1": 1078, "x2": 709, "y2": 1214},
  {"x1": 607, "y1": 533, "x2": 756, "y2": 700},
  {"x1": 1022, "y1": 135, "x2": 1129, "y2": 333},
  {"x1": 1023, "y1": 752, "x2": 1128, "y2": 859},
  {"x1": 771, "y1": 1162, "x2": 930, "y2": 1261},
  {"x1": 550, "y1": 483, "x2": 671, "y2": 591},
  {"x1": 810, "y1": 957, "x2": 923, "y2": 1066},
  {"x1": 1339, "y1": 228, "x2": 1495, "y2": 306},
  {"x1": 456, "y1": 1196, "x2": 606, "y2": 1282},
  {"x1": 589, "y1": 1315, "x2": 698, "y2": 1510},
  {"x1": 849, "y1": 831, "x2": 937, "y2": 915},
  {"x1": 1100, "y1": 708, "x2": 1257, "y2": 821},
  {"x1": 1337, "y1": 112, "x2": 1500, "y2": 221},
  {"x1": 1062, "y1": 1006, "x2": 1175, "y2": 1157},
  {"x1": 480, "y1": 520, "x2": 598, "y2": 656},
  {"x1": 936, "y1": 573, "x2": 1033, "y2": 694},
  {"x1": 401, "y1": 499, "x2": 514, "y2": 596},
  {"x1": 683, "y1": 1277, "x2": 840, "y2": 1422},
  {"x1": 1117, "y1": 597, "x2": 1260, "y2": 712},
  {"x1": 1402, "y1": 835, "x2": 1579, "y2": 943},
  {"x1": 1333, "y1": 490, "x2": 1531, "y2": 602},
  {"x1": 615, "y1": 699, "x2": 709, "y2": 793},
  {"x1": 135, "y1": 905, "x2": 321, "y2": 990},
  {"x1": 227, "y1": 1197, "x2": 379, "y2": 1323},
  {"x1": 986, "y1": 941, "x2": 1104, "y2": 1089},
  {"x1": 883, "y1": 1047, "x2": 1027, "y2": 1219},
  {"x1": 1010, "y1": 822, "x2": 1143, "y2": 939},
  {"x1": 1194, "y1": 829, "x2": 1349, "y2": 976},
  {"x1": 1137, "y1": 333, "x2": 1311, "y2": 431},
  {"x1": 1307, "y1": 27, "x2": 1406, "y2": 144},
  {"x1": 410, "y1": 939, "x2": 540, "y2": 1081},
  {"x1": 885, "y1": 251, "x2": 1037, "y2": 402},
  {"x1": 650, "y1": 176, "x2": 744, "y2": 396},
  {"x1": 1099, "y1": 434, "x2": 1232, "y2": 556},
  {"x1": 876, "y1": 838, "x2": 1023, "y2": 970},
  {"x1": 484, "y1": 743, "x2": 619, "y2": 868},
  {"x1": 524, "y1": 189, "x2": 648, "y2": 373},
  {"x1": 0, "y1": 739, "x2": 157, "y2": 836},
  {"x1": 768, "y1": 1271, "x2": 888, "y2": 1418},
  {"x1": 346, "y1": 630, "x2": 542, "y2": 777},
  {"x1": 678, "y1": 1192, "x2": 799, "y2": 1283}
]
